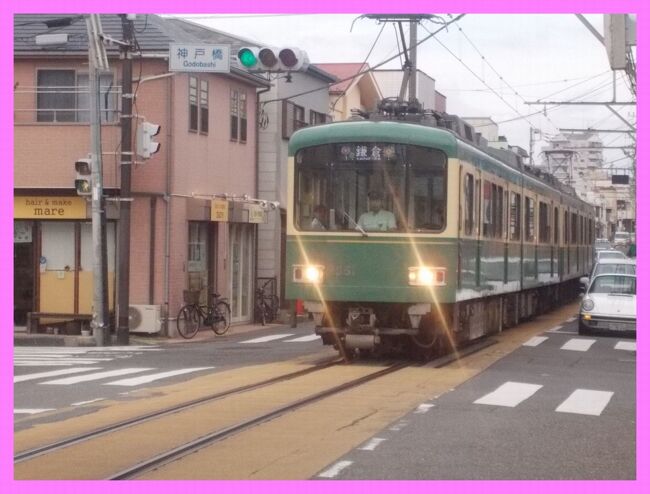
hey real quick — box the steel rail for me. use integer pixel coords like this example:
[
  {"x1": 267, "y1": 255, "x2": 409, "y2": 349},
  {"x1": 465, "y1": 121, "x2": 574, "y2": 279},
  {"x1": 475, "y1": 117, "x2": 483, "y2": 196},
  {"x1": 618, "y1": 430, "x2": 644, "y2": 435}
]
[
  {"x1": 109, "y1": 362, "x2": 411, "y2": 480},
  {"x1": 14, "y1": 358, "x2": 342, "y2": 463}
]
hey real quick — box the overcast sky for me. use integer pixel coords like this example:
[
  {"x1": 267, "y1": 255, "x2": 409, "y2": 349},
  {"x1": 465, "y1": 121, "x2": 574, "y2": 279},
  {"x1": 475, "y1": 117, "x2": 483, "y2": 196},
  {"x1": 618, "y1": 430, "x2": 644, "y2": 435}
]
[{"x1": 168, "y1": 13, "x2": 635, "y2": 169}]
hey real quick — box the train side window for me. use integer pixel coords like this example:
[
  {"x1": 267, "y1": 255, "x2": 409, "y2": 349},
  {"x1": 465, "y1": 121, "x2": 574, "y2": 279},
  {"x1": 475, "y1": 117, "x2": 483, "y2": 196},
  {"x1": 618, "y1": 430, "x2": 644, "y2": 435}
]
[
  {"x1": 502, "y1": 190, "x2": 507, "y2": 239},
  {"x1": 539, "y1": 201, "x2": 550, "y2": 243},
  {"x1": 554, "y1": 207, "x2": 559, "y2": 244},
  {"x1": 571, "y1": 212, "x2": 578, "y2": 244},
  {"x1": 564, "y1": 211, "x2": 569, "y2": 245},
  {"x1": 482, "y1": 180, "x2": 493, "y2": 238},
  {"x1": 525, "y1": 196, "x2": 535, "y2": 242},
  {"x1": 475, "y1": 179, "x2": 481, "y2": 236},
  {"x1": 464, "y1": 174, "x2": 474, "y2": 236},
  {"x1": 509, "y1": 192, "x2": 521, "y2": 241}
]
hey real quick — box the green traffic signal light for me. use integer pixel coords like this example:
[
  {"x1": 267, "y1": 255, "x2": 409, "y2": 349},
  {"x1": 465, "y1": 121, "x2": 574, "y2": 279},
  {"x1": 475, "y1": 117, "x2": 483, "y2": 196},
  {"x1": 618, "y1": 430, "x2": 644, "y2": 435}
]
[
  {"x1": 75, "y1": 179, "x2": 91, "y2": 195},
  {"x1": 238, "y1": 48, "x2": 257, "y2": 68}
]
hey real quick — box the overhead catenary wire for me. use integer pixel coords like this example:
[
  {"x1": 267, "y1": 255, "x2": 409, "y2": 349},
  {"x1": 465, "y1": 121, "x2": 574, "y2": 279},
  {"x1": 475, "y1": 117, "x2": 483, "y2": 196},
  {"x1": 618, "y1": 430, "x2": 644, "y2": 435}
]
[
  {"x1": 329, "y1": 22, "x2": 387, "y2": 113},
  {"x1": 424, "y1": 22, "x2": 561, "y2": 133},
  {"x1": 437, "y1": 72, "x2": 612, "y2": 93},
  {"x1": 257, "y1": 14, "x2": 467, "y2": 106}
]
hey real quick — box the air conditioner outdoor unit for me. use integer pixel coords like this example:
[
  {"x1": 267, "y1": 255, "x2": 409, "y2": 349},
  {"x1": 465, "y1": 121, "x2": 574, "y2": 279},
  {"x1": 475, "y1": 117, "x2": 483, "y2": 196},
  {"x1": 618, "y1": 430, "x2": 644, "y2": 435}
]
[{"x1": 128, "y1": 305, "x2": 161, "y2": 334}]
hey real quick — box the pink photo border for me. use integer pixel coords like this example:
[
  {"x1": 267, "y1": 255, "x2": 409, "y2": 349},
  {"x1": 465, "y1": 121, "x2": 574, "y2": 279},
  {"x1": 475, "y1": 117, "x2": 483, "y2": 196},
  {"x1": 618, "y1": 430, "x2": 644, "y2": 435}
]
[{"x1": 1, "y1": 1, "x2": 645, "y2": 492}]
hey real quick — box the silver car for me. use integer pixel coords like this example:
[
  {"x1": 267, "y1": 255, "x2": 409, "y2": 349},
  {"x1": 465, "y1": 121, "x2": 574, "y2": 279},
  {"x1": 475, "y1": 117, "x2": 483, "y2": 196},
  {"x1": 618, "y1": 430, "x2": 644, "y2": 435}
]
[{"x1": 579, "y1": 274, "x2": 636, "y2": 337}]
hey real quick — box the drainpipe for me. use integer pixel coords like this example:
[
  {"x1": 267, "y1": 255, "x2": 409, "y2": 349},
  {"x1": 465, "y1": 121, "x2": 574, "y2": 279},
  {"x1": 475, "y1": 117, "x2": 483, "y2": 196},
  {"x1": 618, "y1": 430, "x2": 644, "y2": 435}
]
[
  {"x1": 255, "y1": 85, "x2": 271, "y2": 290},
  {"x1": 163, "y1": 73, "x2": 174, "y2": 336}
]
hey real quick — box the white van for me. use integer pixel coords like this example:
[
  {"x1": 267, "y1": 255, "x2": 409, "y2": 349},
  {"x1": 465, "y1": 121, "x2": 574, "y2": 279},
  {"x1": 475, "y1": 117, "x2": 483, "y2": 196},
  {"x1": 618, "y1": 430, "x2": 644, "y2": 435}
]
[{"x1": 613, "y1": 231, "x2": 631, "y2": 247}]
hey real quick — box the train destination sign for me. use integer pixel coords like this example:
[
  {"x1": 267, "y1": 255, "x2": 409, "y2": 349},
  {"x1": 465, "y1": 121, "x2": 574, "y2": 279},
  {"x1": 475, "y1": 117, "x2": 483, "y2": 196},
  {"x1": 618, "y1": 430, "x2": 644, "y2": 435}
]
[{"x1": 337, "y1": 143, "x2": 399, "y2": 162}]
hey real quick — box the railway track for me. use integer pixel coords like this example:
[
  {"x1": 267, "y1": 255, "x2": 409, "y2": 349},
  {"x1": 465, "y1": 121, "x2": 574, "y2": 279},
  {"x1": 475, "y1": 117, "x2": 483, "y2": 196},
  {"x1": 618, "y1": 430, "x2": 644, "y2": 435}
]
[
  {"x1": 15, "y1": 338, "x2": 495, "y2": 480},
  {"x1": 14, "y1": 359, "x2": 410, "y2": 480},
  {"x1": 14, "y1": 358, "x2": 342, "y2": 464}
]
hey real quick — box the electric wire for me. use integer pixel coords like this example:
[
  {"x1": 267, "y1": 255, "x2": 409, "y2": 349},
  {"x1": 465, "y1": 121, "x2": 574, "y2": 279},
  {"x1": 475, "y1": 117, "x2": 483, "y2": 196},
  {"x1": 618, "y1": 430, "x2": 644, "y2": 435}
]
[
  {"x1": 257, "y1": 14, "x2": 466, "y2": 106},
  {"x1": 424, "y1": 25, "x2": 555, "y2": 132},
  {"x1": 329, "y1": 23, "x2": 387, "y2": 113}
]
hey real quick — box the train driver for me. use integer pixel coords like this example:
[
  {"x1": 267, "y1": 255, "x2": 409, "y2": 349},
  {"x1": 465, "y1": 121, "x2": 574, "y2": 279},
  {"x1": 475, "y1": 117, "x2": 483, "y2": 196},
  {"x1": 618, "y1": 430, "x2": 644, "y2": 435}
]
[
  {"x1": 358, "y1": 190, "x2": 397, "y2": 231},
  {"x1": 310, "y1": 204, "x2": 328, "y2": 230}
]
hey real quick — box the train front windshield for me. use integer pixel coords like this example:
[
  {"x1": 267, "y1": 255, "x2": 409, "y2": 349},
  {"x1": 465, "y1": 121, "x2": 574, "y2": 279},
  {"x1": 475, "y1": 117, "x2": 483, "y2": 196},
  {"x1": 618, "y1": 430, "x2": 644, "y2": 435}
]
[{"x1": 294, "y1": 143, "x2": 447, "y2": 233}]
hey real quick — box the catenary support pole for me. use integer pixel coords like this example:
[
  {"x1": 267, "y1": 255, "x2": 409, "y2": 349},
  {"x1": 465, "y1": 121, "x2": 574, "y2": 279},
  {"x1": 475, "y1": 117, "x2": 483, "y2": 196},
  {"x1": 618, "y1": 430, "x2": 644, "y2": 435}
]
[{"x1": 116, "y1": 14, "x2": 135, "y2": 345}]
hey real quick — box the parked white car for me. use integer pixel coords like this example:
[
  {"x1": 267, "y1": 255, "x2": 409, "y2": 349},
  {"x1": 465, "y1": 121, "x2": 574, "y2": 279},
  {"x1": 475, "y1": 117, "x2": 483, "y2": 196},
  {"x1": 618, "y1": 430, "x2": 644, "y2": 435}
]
[
  {"x1": 580, "y1": 258, "x2": 636, "y2": 292},
  {"x1": 613, "y1": 231, "x2": 631, "y2": 247},
  {"x1": 579, "y1": 274, "x2": 636, "y2": 337},
  {"x1": 595, "y1": 249, "x2": 627, "y2": 262}
]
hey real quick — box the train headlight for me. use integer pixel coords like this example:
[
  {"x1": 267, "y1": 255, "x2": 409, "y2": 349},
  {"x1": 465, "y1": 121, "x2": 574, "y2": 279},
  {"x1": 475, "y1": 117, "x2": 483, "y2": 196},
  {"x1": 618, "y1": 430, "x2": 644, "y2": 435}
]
[
  {"x1": 293, "y1": 264, "x2": 324, "y2": 284},
  {"x1": 408, "y1": 266, "x2": 446, "y2": 286},
  {"x1": 581, "y1": 298, "x2": 595, "y2": 312}
]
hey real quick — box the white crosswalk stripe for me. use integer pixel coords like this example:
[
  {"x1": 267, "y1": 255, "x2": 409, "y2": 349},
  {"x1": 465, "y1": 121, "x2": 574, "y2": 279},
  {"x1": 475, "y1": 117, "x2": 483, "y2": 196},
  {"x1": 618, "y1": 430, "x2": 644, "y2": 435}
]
[
  {"x1": 15, "y1": 361, "x2": 104, "y2": 367},
  {"x1": 14, "y1": 367, "x2": 103, "y2": 383},
  {"x1": 14, "y1": 346, "x2": 160, "y2": 368},
  {"x1": 14, "y1": 408, "x2": 55, "y2": 415},
  {"x1": 523, "y1": 336, "x2": 548, "y2": 347},
  {"x1": 615, "y1": 341, "x2": 636, "y2": 351},
  {"x1": 285, "y1": 334, "x2": 321, "y2": 342},
  {"x1": 359, "y1": 437, "x2": 387, "y2": 451},
  {"x1": 474, "y1": 382, "x2": 543, "y2": 407},
  {"x1": 561, "y1": 338, "x2": 596, "y2": 352},
  {"x1": 40, "y1": 368, "x2": 153, "y2": 385},
  {"x1": 240, "y1": 334, "x2": 294, "y2": 343},
  {"x1": 555, "y1": 389, "x2": 614, "y2": 416},
  {"x1": 318, "y1": 461, "x2": 354, "y2": 478},
  {"x1": 105, "y1": 367, "x2": 214, "y2": 386}
]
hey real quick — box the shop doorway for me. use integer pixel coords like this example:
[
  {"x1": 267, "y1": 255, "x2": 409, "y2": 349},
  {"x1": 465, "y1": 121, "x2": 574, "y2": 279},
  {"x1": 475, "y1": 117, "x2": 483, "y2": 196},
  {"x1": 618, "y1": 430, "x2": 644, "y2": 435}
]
[
  {"x1": 14, "y1": 221, "x2": 35, "y2": 326},
  {"x1": 229, "y1": 223, "x2": 254, "y2": 323}
]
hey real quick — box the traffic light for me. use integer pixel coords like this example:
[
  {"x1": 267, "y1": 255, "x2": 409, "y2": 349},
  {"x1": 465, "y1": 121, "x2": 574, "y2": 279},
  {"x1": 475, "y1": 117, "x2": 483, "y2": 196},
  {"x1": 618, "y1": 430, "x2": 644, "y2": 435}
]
[
  {"x1": 136, "y1": 121, "x2": 161, "y2": 159},
  {"x1": 236, "y1": 46, "x2": 309, "y2": 72},
  {"x1": 74, "y1": 158, "x2": 92, "y2": 196}
]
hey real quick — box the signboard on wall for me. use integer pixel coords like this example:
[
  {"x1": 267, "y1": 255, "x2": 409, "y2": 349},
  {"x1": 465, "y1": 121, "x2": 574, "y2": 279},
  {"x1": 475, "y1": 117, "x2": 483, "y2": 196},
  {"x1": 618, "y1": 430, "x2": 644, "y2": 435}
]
[
  {"x1": 14, "y1": 196, "x2": 87, "y2": 219},
  {"x1": 247, "y1": 204, "x2": 265, "y2": 223},
  {"x1": 170, "y1": 44, "x2": 231, "y2": 73},
  {"x1": 211, "y1": 199, "x2": 230, "y2": 222}
]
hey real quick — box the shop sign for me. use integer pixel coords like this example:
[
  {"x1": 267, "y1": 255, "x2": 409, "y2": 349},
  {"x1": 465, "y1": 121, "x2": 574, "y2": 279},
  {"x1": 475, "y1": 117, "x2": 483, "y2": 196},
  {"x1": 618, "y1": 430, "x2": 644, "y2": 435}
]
[
  {"x1": 14, "y1": 196, "x2": 87, "y2": 219},
  {"x1": 247, "y1": 204, "x2": 265, "y2": 224},
  {"x1": 14, "y1": 221, "x2": 32, "y2": 243},
  {"x1": 211, "y1": 199, "x2": 230, "y2": 222}
]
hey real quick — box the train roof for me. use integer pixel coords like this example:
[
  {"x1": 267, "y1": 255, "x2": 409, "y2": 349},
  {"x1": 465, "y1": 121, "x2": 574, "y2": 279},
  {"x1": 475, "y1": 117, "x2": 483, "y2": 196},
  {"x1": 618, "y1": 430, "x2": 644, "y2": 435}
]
[{"x1": 289, "y1": 120, "x2": 458, "y2": 158}]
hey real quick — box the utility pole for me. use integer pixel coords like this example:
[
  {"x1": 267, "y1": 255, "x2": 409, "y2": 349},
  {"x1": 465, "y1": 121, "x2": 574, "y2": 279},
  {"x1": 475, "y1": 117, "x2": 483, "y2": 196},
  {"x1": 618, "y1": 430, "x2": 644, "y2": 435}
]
[
  {"x1": 363, "y1": 14, "x2": 433, "y2": 104},
  {"x1": 116, "y1": 14, "x2": 136, "y2": 345},
  {"x1": 408, "y1": 19, "x2": 418, "y2": 102},
  {"x1": 86, "y1": 15, "x2": 110, "y2": 346},
  {"x1": 529, "y1": 127, "x2": 534, "y2": 167}
]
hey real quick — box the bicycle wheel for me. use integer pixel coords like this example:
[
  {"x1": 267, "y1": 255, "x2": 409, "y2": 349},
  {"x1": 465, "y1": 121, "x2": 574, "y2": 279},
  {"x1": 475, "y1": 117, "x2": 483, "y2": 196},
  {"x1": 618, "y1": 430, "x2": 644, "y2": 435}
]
[
  {"x1": 177, "y1": 305, "x2": 200, "y2": 339},
  {"x1": 264, "y1": 295, "x2": 280, "y2": 323},
  {"x1": 211, "y1": 301, "x2": 231, "y2": 335}
]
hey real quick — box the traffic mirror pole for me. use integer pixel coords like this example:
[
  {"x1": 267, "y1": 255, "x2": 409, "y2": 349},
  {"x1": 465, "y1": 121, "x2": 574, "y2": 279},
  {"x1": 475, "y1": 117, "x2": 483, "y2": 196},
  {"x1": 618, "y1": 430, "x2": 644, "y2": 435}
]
[{"x1": 86, "y1": 14, "x2": 110, "y2": 346}]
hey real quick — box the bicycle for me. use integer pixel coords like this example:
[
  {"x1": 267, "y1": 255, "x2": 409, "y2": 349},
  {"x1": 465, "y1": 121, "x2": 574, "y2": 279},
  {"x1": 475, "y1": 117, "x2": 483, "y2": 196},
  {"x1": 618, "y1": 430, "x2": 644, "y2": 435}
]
[
  {"x1": 254, "y1": 281, "x2": 280, "y2": 326},
  {"x1": 177, "y1": 290, "x2": 231, "y2": 339}
]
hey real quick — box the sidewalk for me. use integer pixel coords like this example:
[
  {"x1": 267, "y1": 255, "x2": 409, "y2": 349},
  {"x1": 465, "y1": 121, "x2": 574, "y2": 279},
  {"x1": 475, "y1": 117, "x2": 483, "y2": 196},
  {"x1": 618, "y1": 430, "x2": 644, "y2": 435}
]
[{"x1": 14, "y1": 317, "x2": 311, "y2": 347}]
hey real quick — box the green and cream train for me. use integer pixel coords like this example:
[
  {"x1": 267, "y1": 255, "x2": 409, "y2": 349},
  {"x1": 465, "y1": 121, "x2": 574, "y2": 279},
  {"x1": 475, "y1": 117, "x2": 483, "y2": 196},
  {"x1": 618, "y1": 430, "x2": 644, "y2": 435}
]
[{"x1": 285, "y1": 118, "x2": 595, "y2": 359}]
